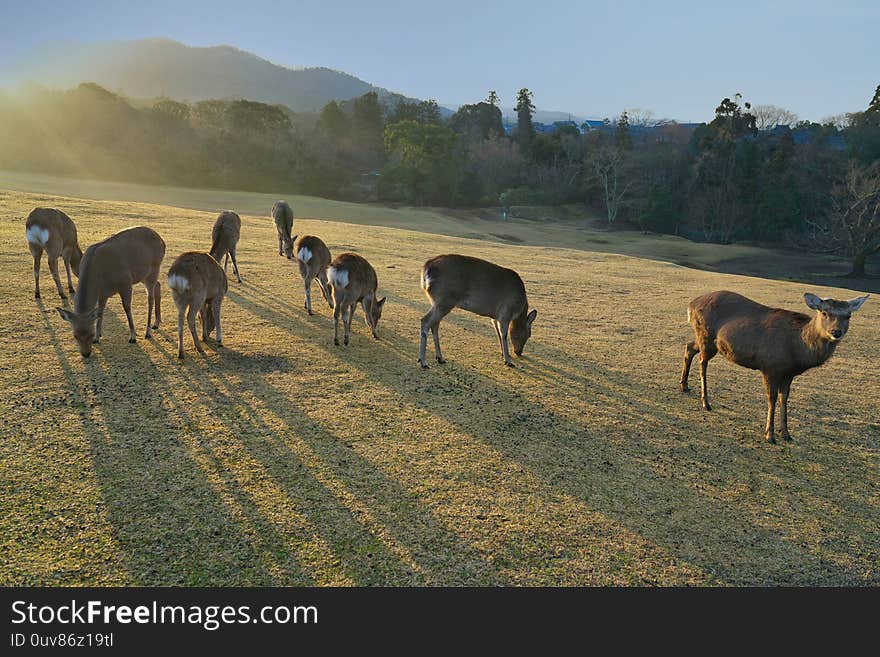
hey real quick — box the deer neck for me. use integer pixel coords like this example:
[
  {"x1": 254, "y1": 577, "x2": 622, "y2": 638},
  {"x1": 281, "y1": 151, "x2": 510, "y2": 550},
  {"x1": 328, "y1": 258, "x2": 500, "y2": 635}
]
[
  {"x1": 801, "y1": 316, "x2": 837, "y2": 367},
  {"x1": 73, "y1": 252, "x2": 99, "y2": 314}
]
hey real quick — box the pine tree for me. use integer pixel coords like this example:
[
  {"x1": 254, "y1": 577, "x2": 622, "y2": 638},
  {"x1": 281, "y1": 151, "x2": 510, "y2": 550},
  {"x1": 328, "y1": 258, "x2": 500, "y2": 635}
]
[
  {"x1": 514, "y1": 88, "x2": 535, "y2": 152},
  {"x1": 486, "y1": 90, "x2": 500, "y2": 107},
  {"x1": 616, "y1": 110, "x2": 632, "y2": 150}
]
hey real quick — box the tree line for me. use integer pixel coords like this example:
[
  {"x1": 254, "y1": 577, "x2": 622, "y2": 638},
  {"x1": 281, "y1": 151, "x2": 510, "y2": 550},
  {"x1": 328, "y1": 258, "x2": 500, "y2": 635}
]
[{"x1": 0, "y1": 81, "x2": 878, "y2": 273}]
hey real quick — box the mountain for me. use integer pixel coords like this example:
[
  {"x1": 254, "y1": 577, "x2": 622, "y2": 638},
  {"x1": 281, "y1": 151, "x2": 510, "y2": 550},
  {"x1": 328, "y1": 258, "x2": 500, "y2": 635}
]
[{"x1": 2, "y1": 37, "x2": 419, "y2": 113}]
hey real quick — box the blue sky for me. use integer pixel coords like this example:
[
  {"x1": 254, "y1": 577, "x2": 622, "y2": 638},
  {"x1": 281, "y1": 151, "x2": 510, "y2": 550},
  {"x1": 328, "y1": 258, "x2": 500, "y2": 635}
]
[{"x1": 1, "y1": 0, "x2": 877, "y2": 122}]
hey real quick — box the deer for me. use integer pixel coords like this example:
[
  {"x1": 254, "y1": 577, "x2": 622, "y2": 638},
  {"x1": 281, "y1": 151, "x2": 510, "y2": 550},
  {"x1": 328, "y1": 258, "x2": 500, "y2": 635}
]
[
  {"x1": 680, "y1": 290, "x2": 869, "y2": 443},
  {"x1": 326, "y1": 253, "x2": 386, "y2": 346},
  {"x1": 56, "y1": 226, "x2": 165, "y2": 357},
  {"x1": 25, "y1": 207, "x2": 83, "y2": 301},
  {"x1": 167, "y1": 252, "x2": 228, "y2": 359},
  {"x1": 295, "y1": 235, "x2": 333, "y2": 315},
  {"x1": 209, "y1": 210, "x2": 243, "y2": 283},
  {"x1": 418, "y1": 254, "x2": 537, "y2": 369},
  {"x1": 271, "y1": 200, "x2": 294, "y2": 259}
]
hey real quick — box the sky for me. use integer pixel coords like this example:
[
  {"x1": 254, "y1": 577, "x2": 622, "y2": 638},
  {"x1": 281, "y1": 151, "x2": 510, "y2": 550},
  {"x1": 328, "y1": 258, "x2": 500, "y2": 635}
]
[{"x1": 0, "y1": 0, "x2": 877, "y2": 122}]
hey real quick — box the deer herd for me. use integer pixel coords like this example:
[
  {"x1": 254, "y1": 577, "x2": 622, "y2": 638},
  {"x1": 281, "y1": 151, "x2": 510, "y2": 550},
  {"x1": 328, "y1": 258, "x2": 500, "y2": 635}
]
[{"x1": 26, "y1": 204, "x2": 869, "y2": 444}]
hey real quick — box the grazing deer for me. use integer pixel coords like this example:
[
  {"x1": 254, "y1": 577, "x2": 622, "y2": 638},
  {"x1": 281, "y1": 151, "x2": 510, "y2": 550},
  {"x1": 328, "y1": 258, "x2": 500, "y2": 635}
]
[
  {"x1": 25, "y1": 207, "x2": 83, "y2": 300},
  {"x1": 418, "y1": 254, "x2": 537, "y2": 369},
  {"x1": 167, "y1": 252, "x2": 228, "y2": 359},
  {"x1": 56, "y1": 226, "x2": 165, "y2": 357},
  {"x1": 209, "y1": 211, "x2": 243, "y2": 283},
  {"x1": 681, "y1": 290, "x2": 869, "y2": 443},
  {"x1": 271, "y1": 200, "x2": 294, "y2": 259},
  {"x1": 295, "y1": 235, "x2": 333, "y2": 315},
  {"x1": 327, "y1": 253, "x2": 386, "y2": 346}
]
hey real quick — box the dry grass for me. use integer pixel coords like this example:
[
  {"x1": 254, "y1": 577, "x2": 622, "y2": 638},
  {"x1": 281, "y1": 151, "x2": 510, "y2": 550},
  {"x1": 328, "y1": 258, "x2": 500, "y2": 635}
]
[{"x1": 0, "y1": 187, "x2": 878, "y2": 586}]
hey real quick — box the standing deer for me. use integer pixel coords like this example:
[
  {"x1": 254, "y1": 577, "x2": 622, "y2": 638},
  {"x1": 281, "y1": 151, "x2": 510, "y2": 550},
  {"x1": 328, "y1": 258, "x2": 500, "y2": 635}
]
[
  {"x1": 295, "y1": 235, "x2": 333, "y2": 315},
  {"x1": 271, "y1": 200, "x2": 294, "y2": 259},
  {"x1": 56, "y1": 226, "x2": 165, "y2": 357},
  {"x1": 327, "y1": 253, "x2": 386, "y2": 346},
  {"x1": 25, "y1": 207, "x2": 83, "y2": 300},
  {"x1": 681, "y1": 290, "x2": 869, "y2": 443},
  {"x1": 418, "y1": 254, "x2": 537, "y2": 369},
  {"x1": 167, "y1": 252, "x2": 228, "y2": 359},
  {"x1": 209, "y1": 211, "x2": 243, "y2": 283}
]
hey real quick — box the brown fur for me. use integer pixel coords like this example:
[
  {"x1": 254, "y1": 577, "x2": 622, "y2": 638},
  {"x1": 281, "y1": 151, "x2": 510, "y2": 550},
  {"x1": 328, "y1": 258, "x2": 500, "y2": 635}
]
[
  {"x1": 57, "y1": 226, "x2": 165, "y2": 357},
  {"x1": 418, "y1": 254, "x2": 537, "y2": 368},
  {"x1": 167, "y1": 252, "x2": 228, "y2": 359},
  {"x1": 327, "y1": 253, "x2": 385, "y2": 346},
  {"x1": 271, "y1": 200, "x2": 294, "y2": 259},
  {"x1": 681, "y1": 290, "x2": 869, "y2": 443},
  {"x1": 25, "y1": 207, "x2": 82, "y2": 300},
  {"x1": 209, "y1": 211, "x2": 242, "y2": 283},
  {"x1": 294, "y1": 235, "x2": 333, "y2": 315}
]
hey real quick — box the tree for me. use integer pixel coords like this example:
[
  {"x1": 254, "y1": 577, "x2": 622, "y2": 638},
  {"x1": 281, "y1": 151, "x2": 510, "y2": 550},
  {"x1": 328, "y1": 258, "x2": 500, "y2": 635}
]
[
  {"x1": 591, "y1": 145, "x2": 632, "y2": 224},
  {"x1": 381, "y1": 120, "x2": 460, "y2": 205},
  {"x1": 806, "y1": 161, "x2": 880, "y2": 276},
  {"x1": 467, "y1": 134, "x2": 526, "y2": 200},
  {"x1": 486, "y1": 90, "x2": 500, "y2": 107},
  {"x1": 317, "y1": 100, "x2": 349, "y2": 137},
  {"x1": 514, "y1": 88, "x2": 535, "y2": 152},
  {"x1": 153, "y1": 99, "x2": 190, "y2": 122},
  {"x1": 615, "y1": 110, "x2": 632, "y2": 150},
  {"x1": 751, "y1": 104, "x2": 798, "y2": 130},
  {"x1": 448, "y1": 101, "x2": 503, "y2": 143},
  {"x1": 388, "y1": 99, "x2": 441, "y2": 125},
  {"x1": 351, "y1": 92, "x2": 385, "y2": 166}
]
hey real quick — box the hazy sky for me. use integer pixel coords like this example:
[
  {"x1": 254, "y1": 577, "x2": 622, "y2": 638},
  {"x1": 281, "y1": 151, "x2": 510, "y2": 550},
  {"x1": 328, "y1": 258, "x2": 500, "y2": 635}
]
[{"x1": 1, "y1": 0, "x2": 877, "y2": 121}]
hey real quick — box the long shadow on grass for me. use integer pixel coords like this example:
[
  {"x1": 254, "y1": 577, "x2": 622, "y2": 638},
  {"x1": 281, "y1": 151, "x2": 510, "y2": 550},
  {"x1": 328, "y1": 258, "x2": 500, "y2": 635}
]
[
  {"x1": 229, "y1": 284, "x2": 878, "y2": 585},
  {"x1": 40, "y1": 305, "x2": 281, "y2": 585},
  {"x1": 150, "y1": 335, "x2": 508, "y2": 586}
]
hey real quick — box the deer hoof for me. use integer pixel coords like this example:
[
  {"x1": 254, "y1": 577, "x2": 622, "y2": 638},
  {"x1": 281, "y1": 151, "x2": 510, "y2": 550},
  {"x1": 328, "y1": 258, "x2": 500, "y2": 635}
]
[
  {"x1": 59, "y1": 294, "x2": 68, "y2": 300},
  {"x1": 145, "y1": 332, "x2": 152, "y2": 340},
  {"x1": 436, "y1": 357, "x2": 446, "y2": 365},
  {"x1": 680, "y1": 383, "x2": 690, "y2": 392},
  {"x1": 344, "y1": 338, "x2": 349, "y2": 346},
  {"x1": 765, "y1": 433, "x2": 777, "y2": 444},
  {"x1": 34, "y1": 292, "x2": 41, "y2": 300},
  {"x1": 334, "y1": 339, "x2": 340, "y2": 346},
  {"x1": 419, "y1": 360, "x2": 429, "y2": 369},
  {"x1": 781, "y1": 433, "x2": 793, "y2": 442},
  {"x1": 128, "y1": 337, "x2": 137, "y2": 344},
  {"x1": 308, "y1": 310, "x2": 314, "y2": 316},
  {"x1": 701, "y1": 401, "x2": 711, "y2": 411},
  {"x1": 151, "y1": 323, "x2": 159, "y2": 330},
  {"x1": 178, "y1": 352, "x2": 184, "y2": 360},
  {"x1": 68, "y1": 287, "x2": 75, "y2": 294},
  {"x1": 505, "y1": 360, "x2": 515, "y2": 368}
]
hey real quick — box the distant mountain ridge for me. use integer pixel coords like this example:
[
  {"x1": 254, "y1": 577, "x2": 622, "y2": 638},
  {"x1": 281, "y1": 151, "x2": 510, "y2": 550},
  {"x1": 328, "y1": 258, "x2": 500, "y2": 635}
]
[{"x1": 3, "y1": 37, "x2": 420, "y2": 113}]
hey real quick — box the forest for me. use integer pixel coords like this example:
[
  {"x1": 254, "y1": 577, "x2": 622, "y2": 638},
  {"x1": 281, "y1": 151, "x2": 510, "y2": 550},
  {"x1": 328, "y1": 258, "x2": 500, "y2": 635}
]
[{"x1": 1, "y1": 82, "x2": 878, "y2": 273}]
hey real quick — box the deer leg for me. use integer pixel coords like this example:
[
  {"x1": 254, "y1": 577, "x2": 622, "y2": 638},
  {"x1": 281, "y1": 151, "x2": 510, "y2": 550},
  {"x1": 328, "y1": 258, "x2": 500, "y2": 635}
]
[
  {"x1": 779, "y1": 377, "x2": 793, "y2": 442},
  {"x1": 212, "y1": 296, "x2": 223, "y2": 346},
  {"x1": 95, "y1": 298, "x2": 108, "y2": 341},
  {"x1": 152, "y1": 282, "x2": 161, "y2": 329},
  {"x1": 362, "y1": 297, "x2": 379, "y2": 338},
  {"x1": 48, "y1": 256, "x2": 66, "y2": 300},
  {"x1": 763, "y1": 374, "x2": 779, "y2": 443},
  {"x1": 224, "y1": 253, "x2": 229, "y2": 272},
  {"x1": 318, "y1": 272, "x2": 333, "y2": 308},
  {"x1": 304, "y1": 276, "x2": 313, "y2": 315},
  {"x1": 32, "y1": 250, "x2": 42, "y2": 299},
  {"x1": 419, "y1": 304, "x2": 451, "y2": 368},
  {"x1": 62, "y1": 252, "x2": 75, "y2": 294},
  {"x1": 278, "y1": 234, "x2": 283, "y2": 257},
  {"x1": 176, "y1": 304, "x2": 186, "y2": 359},
  {"x1": 698, "y1": 343, "x2": 716, "y2": 410},
  {"x1": 493, "y1": 320, "x2": 504, "y2": 351},
  {"x1": 200, "y1": 303, "x2": 209, "y2": 341},
  {"x1": 498, "y1": 319, "x2": 514, "y2": 367},
  {"x1": 145, "y1": 281, "x2": 155, "y2": 339},
  {"x1": 120, "y1": 285, "x2": 137, "y2": 343},
  {"x1": 230, "y1": 248, "x2": 242, "y2": 283},
  {"x1": 188, "y1": 303, "x2": 204, "y2": 354},
  {"x1": 333, "y1": 298, "x2": 342, "y2": 346},
  {"x1": 343, "y1": 302, "x2": 356, "y2": 346},
  {"x1": 681, "y1": 341, "x2": 698, "y2": 392}
]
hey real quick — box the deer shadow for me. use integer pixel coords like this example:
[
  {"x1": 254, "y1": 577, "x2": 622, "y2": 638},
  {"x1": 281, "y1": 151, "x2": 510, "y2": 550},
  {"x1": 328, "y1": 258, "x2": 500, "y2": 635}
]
[{"x1": 226, "y1": 284, "x2": 878, "y2": 585}]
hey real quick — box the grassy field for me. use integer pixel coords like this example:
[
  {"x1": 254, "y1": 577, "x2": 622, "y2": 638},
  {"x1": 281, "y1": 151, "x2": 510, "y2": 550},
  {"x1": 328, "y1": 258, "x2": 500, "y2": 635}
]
[{"x1": 1, "y1": 186, "x2": 878, "y2": 585}]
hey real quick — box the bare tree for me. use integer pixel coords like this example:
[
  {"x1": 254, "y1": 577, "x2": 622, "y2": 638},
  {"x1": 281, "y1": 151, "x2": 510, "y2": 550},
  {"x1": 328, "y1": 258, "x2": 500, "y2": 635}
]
[
  {"x1": 625, "y1": 108, "x2": 670, "y2": 129},
  {"x1": 805, "y1": 161, "x2": 880, "y2": 276},
  {"x1": 751, "y1": 104, "x2": 798, "y2": 130},
  {"x1": 591, "y1": 145, "x2": 632, "y2": 224},
  {"x1": 821, "y1": 113, "x2": 856, "y2": 130}
]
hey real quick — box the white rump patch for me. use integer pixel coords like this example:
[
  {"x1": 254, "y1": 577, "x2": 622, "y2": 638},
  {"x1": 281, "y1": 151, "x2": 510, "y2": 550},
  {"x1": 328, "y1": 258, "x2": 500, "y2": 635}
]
[
  {"x1": 168, "y1": 274, "x2": 190, "y2": 292},
  {"x1": 328, "y1": 267, "x2": 349, "y2": 289},
  {"x1": 26, "y1": 225, "x2": 50, "y2": 247},
  {"x1": 297, "y1": 246, "x2": 313, "y2": 263},
  {"x1": 421, "y1": 271, "x2": 432, "y2": 290}
]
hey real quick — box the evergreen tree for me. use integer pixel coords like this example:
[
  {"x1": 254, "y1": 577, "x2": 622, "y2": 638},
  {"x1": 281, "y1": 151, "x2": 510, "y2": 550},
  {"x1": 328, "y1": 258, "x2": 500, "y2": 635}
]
[
  {"x1": 514, "y1": 88, "x2": 535, "y2": 152},
  {"x1": 616, "y1": 110, "x2": 632, "y2": 150},
  {"x1": 486, "y1": 90, "x2": 500, "y2": 107}
]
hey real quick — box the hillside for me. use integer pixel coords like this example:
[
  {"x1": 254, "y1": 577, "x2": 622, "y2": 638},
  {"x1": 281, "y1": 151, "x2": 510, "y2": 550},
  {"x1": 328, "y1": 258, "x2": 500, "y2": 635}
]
[
  {"x1": 1, "y1": 188, "x2": 878, "y2": 585},
  {"x1": 3, "y1": 38, "x2": 417, "y2": 112}
]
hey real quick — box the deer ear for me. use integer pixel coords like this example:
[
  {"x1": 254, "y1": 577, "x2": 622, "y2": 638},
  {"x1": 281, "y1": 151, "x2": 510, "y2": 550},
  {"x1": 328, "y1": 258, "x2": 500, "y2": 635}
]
[
  {"x1": 804, "y1": 293, "x2": 825, "y2": 311},
  {"x1": 291, "y1": 234, "x2": 298, "y2": 244},
  {"x1": 56, "y1": 307, "x2": 74, "y2": 322},
  {"x1": 377, "y1": 297, "x2": 386, "y2": 307},
  {"x1": 847, "y1": 295, "x2": 869, "y2": 312},
  {"x1": 527, "y1": 309, "x2": 537, "y2": 326},
  {"x1": 88, "y1": 306, "x2": 102, "y2": 322}
]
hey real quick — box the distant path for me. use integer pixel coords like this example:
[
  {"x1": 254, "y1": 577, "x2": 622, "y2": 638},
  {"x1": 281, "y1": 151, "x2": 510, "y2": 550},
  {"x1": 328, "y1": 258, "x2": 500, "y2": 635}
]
[{"x1": 1, "y1": 169, "x2": 876, "y2": 293}]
